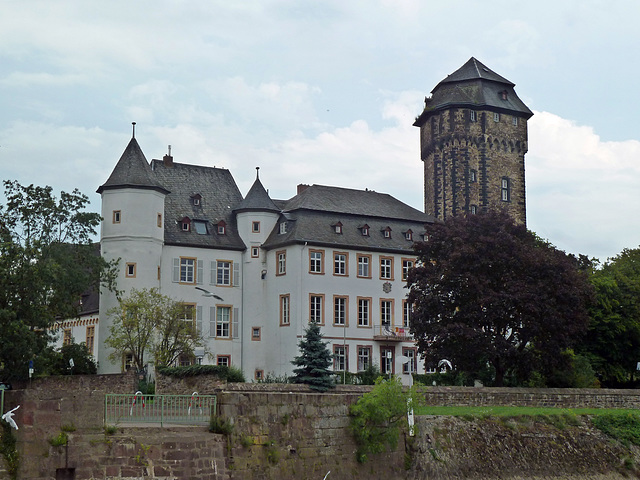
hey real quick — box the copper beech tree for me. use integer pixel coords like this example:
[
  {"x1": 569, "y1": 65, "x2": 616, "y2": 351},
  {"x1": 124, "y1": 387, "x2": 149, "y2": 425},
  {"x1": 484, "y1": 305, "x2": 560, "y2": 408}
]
[{"x1": 406, "y1": 211, "x2": 593, "y2": 386}]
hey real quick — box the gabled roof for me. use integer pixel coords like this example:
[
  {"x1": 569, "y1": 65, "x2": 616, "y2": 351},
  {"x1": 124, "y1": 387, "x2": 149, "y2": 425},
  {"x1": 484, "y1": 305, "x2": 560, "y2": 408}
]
[
  {"x1": 414, "y1": 57, "x2": 533, "y2": 126},
  {"x1": 262, "y1": 184, "x2": 435, "y2": 252},
  {"x1": 233, "y1": 175, "x2": 280, "y2": 213},
  {"x1": 97, "y1": 138, "x2": 169, "y2": 194},
  {"x1": 150, "y1": 160, "x2": 245, "y2": 250},
  {"x1": 281, "y1": 184, "x2": 432, "y2": 223}
]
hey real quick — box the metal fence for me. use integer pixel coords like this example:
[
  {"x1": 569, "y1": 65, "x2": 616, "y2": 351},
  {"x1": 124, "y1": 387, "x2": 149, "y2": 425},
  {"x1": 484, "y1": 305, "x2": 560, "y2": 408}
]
[{"x1": 105, "y1": 393, "x2": 216, "y2": 427}]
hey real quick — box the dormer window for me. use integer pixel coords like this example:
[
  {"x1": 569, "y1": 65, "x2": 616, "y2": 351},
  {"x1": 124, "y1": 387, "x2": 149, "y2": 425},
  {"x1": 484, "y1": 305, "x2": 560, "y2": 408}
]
[
  {"x1": 501, "y1": 90, "x2": 508, "y2": 100},
  {"x1": 279, "y1": 222, "x2": 287, "y2": 234},
  {"x1": 191, "y1": 194, "x2": 202, "y2": 206},
  {"x1": 333, "y1": 222, "x2": 343, "y2": 234},
  {"x1": 382, "y1": 227, "x2": 392, "y2": 239},
  {"x1": 181, "y1": 217, "x2": 191, "y2": 232},
  {"x1": 422, "y1": 234, "x2": 429, "y2": 242},
  {"x1": 360, "y1": 224, "x2": 370, "y2": 236},
  {"x1": 404, "y1": 230, "x2": 413, "y2": 241},
  {"x1": 217, "y1": 220, "x2": 226, "y2": 235}
]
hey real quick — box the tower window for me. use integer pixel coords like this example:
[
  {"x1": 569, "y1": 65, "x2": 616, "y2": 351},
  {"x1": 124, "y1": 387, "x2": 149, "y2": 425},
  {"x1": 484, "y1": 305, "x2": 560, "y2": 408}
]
[
  {"x1": 113, "y1": 210, "x2": 121, "y2": 224},
  {"x1": 470, "y1": 110, "x2": 476, "y2": 122},
  {"x1": 470, "y1": 205, "x2": 478, "y2": 214},
  {"x1": 493, "y1": 113, "x2": 500, "y2": 122},
  {"x1": 279, "y1": 222, "x2": 287, "y2": 234},
  {"x1": 501, "y1": 178, "x2": 511, "y2": 202},
  {"x1": 125, "y1": 262, "x2": 136, "y2": 278},
  {"x1": 252, "y1": 221, "x2": 260, "y2": 233},
  {"x1": 470, "y1": 169, "x2": 477, "y2": 183},
  {"x1": 512, "y1": 116, "x2": 518, "y2": 126}
]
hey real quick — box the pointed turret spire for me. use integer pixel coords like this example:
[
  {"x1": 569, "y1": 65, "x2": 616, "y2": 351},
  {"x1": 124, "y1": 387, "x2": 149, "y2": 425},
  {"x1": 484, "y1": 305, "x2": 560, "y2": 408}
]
[
  {"x1": 97, "y1": 136, "x2": 169, "y2": 194},
  {"x1": 233, "y1": 168, "x2": 279, "y2": 213}
]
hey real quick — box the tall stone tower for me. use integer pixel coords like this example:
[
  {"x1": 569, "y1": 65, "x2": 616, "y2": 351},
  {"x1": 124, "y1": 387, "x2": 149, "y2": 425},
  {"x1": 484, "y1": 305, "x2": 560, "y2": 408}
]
[{"x1": 414, "y1": 58, "x2": 533, "y2": 224}]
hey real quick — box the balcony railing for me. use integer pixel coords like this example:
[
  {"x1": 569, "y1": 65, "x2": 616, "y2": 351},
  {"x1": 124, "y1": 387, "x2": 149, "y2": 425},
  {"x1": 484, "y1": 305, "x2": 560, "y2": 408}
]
[{"x1": 372, "y1": 324, "x2": 413, "y2": 342}]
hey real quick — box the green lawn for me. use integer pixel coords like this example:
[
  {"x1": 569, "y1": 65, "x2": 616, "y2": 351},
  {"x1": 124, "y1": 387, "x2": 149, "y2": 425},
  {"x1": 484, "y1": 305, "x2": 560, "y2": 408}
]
[{"x1": 414, "y1": 405, "x2": 638, "y2": 417}]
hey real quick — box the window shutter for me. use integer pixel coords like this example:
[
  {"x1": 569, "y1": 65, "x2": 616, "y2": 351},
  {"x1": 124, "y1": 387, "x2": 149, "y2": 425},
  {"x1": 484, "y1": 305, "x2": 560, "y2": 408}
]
[
  {"x1": 233, "y1": 308, "x2": 239, "y2": 339},
  {"x1": 210, "y1": 261, "x2": 216, "y2": 285},
  {"x1": 233, "y1": 263, "x2": 240, "y2": 286},
  {"x1": 210, "y1": 306, "x2": 216, "y2": 338},
  {"x1": 196, "y1": 306, "x2": 203, "y2": 334},
  {"x1": 197, "y1": 260, "x2": 204, "y2": 285},
  {"x1": 172, "y1": 258, "x2": 179, "y2": 282}
]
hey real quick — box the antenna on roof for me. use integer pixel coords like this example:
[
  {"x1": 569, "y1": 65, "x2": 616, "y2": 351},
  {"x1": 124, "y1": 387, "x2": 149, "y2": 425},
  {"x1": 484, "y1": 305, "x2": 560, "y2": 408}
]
[
  {"x1": 132, "y1": 122, "x2": 136, "y2": 139},
  {"x1": 168, "y1": 145, "x2": 172, "y2": 156},
  {"x1": 256, "y1": 166, "x2": 260, "y2": 179}
]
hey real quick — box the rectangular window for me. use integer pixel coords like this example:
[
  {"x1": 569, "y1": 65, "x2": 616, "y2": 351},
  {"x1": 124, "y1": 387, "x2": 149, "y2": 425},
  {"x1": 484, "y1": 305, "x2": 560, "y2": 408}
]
[
  {"x1": 217, "y1": 355, "x2": 230, "y2": 367},
  {"x1": 279, "y1": 222, "x2": 287, "y2": 234},
  {"x1": 334, "y1": 296, "x2": 348, "y2": 326},
  {"x1": 470, "y1": 169, "x2": 477, "y2": 183},
  {"x1": 112, "y1": 210, "x2": 121, "y2": 224},
  {"x1": 402, "y1": 347, "x2": 417, "y2": 374},
  {"x1": 333, "y1": 345, "x2": 348, "y2": 371},
  {"x1": 280, "y1": 294, "x2": 290, "y2": 326},
  {"x1": 86, "y1": 325, "x2": 95, "y2": 355},
  {"x1": 194, "y1": 220, "x2": 208, "y2": 235},
  {"x1": 216, "y1": 260, "x2": 232, "y2": 286},
  {"x1": 216, "y1": 306, "x2": 231, "y2": 338},
  {"x1": 251, "y1": 246, "x2": 260, "y2": 258},
  {"x1": 357, "y1": 297, "x2": 371, "y2": 327},
  {"x1": 309, "y1": 249, "x2": 324, "y2": 274},
  {"x1": 63, "y1": 329, "x2": 72, "y2": 346},
  {"x1": 501, "y1": 177, "x2": 511, "y2": 202},
  {"x1": 380, "y1": 299, "x2": 394, "y2": 327},
  {"x1": 333, "y1": 252, "x2": 347, "y2": 276},
  {"x1": 252, "y1": 327, "x2": 261, "y2": 341},
  {"x1": 180, "y1": 304, "x2": 196, "y2": 334},
  {"x1": 357, "y1": 254, "x2": 371, "y2": 278},
  {"x1": 310, "y1": 294, "x2": 324, "y2": 324},
  {"x1": 357, "y1": 346, "x2": 371, "y2": 371},
  {"x1": 380, "y1": 256, "x2": 393, "y2": 280},
  {"x1": 252, "y1": 221, "x2": 260, "y2": 233},
  {"x1": 125, "y1": 262, "x2": 136, "y2": 278},
  {"x1": 402, "y1": 258, "x2": 414, "y2": 281},
  {"x1": 471, "y1": 204, "x2": 478, "y2": 214},
  {"x1": 470, "y1": 110, "x2": 476, "y2": 122},
  {"x1": 277, "y1": 251, "x2": 286, "y2": 275},
  {"x1": 157, "y1": 213, "x2": 162, "y2": 227},
  {"x1": 402, "y1": 300, "x2": 412, "y2": 328},
  {"x1": 512, "y1": 116, "x2": 518, "y2": 126},
  {"x1": 180, "y1": 257, "x2": 196, "y2": 283},
  {"x1": 494, "y1": 112, "x2": 500, "y2": 122},
  {"x1": 380, "y1": 346, "x2": 394, "y2": 375}
]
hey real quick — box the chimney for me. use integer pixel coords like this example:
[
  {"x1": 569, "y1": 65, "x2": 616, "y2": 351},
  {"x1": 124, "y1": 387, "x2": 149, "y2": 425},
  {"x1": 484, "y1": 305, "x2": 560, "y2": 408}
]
[
  {"x1": 163, "y1": 145, "x2": 173, "y2": 167},
  {"x1": 297, "y1": 184, "x2": 310, "y2": 195}
]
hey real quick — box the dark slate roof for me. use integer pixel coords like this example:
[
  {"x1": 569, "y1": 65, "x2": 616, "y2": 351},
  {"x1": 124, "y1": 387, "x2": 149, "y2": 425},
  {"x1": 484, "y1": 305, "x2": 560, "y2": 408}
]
[
  {"x1": 97, "y1": 138, "x2": 169, "y2": 194},
  {"x1": 414, "y1": 57, "x2": 533, "y2": 126},
  {"x1": 150, "y1": 160, "x2": 246, "y2": 250},
  {"x1": 281, "y1": 185, "x2": 432, "y2": 222},
  {"x1": 233, "y1": 176, "x2": 280, "y2": 213},
  {"x1": 262, "y1": 185, "x2": 435, "y2": 253}
]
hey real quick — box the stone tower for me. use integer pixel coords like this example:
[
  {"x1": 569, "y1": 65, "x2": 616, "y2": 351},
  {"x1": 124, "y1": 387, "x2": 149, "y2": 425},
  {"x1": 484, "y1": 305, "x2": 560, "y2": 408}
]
[{"x1": 414, "y1": 57, "x2": 533, "y2": 224}]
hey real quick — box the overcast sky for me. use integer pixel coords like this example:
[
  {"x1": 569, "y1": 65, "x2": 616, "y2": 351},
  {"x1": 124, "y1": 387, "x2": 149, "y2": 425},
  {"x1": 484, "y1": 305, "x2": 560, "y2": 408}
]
[{"x1": 1, "y1": 1, "x2": 638, "y2": 262}]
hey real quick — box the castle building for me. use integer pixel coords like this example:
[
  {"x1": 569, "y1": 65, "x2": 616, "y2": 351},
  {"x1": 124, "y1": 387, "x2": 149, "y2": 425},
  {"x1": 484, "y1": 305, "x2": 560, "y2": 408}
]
[
  {"x1": 91, "y1": 136, "x2": 435, "y2": 382},
  {"x1": 413, "y1": 57, "x2": 533, "y2": 224}
]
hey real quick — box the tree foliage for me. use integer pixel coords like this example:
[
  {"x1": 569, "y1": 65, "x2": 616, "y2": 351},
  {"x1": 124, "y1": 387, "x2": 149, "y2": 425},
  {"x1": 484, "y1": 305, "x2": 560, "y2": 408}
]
[
  {"x1": 407, "y1": 211, "x2": 593, "y2": 386},
  {"x1": 291, "y1": 322, "x2": 334, "y2": 391},
  {"x1": 0, "y1": 180, "x2": 117, "y2": 381},
  {"x1": 105, "y1": 288, "x2": 206, "y2": 371},
  {"x1": 33, "y1": 343, "x2": 97, "y2": 376},
  {"x1": 579, "y1": 248, "x2": 640, "y2": 386},
  {"x1": 349, "y1": 376, "x2": 423, "y2": 463}
]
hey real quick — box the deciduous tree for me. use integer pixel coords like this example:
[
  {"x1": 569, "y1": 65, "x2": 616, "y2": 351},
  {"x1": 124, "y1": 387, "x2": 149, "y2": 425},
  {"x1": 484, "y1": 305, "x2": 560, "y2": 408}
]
[
  {"x1": 407, "y1": 211, "x2": 593, "y2": 386},
  {"x1": 579, "y1": 247, "x2": 640, "y2": 386},
  {"x1": 105, "y1": 288, "x2": 206, "y2": 371},
  {"x1": 0, "y1": 181, "x2": 117, "y2": 381}
]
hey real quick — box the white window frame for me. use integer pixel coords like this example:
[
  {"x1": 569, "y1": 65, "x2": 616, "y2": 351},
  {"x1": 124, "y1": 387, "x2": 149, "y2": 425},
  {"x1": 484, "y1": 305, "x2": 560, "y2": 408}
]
[
  {"x1": 357, "y1": 297, "x2": 371, "y2": 327},
  {"x1": 334, "y1": 296, "x2": 347, "y2": 326},
  {"x1": 357, "y1": 346, "x2": 371, "y2": 372},
  {"x1": 215, "y1": 306, "x2": 231, "y2": 338},
  {"x1": 216, "y1": 260, "x2": 232, "y2": 286}
]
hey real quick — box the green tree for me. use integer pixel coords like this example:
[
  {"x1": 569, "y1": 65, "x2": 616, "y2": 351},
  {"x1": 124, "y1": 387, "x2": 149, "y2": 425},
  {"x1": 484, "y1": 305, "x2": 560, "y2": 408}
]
[
  {"x1": 350, "y1": 376, "x2": 423, "y2": 463},
  {"x1": 578, "y1": 248, "x2": 640, "y2": 386},
  {"x1": 407, "y1": 211, "x2": 593, "y2": 387},
  {"x1": 291, "y1": 322, "x2": 334, "y2": 391},
  {"x1": 0, "y1": 181, "x2": 117, "y2": 382},
  {"x1": 33, "y1": 343, "x2": 97, "y2": 376},
  {"x1": 105, "y1": 288, "x2": 206, "y2": 371}
]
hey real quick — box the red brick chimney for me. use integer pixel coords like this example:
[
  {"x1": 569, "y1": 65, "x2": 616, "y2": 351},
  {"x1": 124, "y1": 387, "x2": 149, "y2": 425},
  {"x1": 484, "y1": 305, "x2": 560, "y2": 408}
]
[{"x1": 297, "y1": 184, "x2": 309, "y2": 195}]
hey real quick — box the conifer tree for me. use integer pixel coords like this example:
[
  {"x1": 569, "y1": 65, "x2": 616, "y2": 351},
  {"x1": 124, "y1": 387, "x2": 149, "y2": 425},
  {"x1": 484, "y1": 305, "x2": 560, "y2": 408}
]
[{"x1": 291, "y1": 322, "x2": 334, "y2": 392}]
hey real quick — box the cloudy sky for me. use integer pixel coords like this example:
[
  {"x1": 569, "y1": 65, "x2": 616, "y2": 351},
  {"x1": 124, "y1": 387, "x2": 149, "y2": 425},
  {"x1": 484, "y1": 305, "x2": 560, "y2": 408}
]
[{"x1": 1, "y1": 1, "x2": 638, "y2": 262}]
